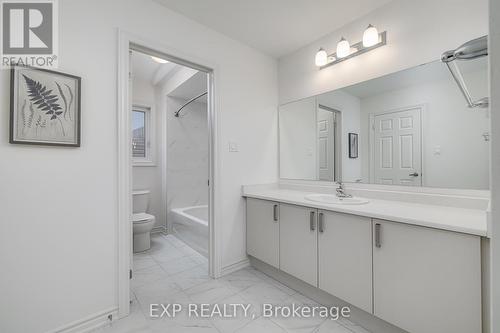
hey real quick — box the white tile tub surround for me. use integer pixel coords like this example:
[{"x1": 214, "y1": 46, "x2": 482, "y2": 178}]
[
  {"x1": 166, "y1": 97, "x2": 209, "y2": 233},
  {"x1": 242, "y1": 182, "x2": 489, "y2": 236},
  {"x1": 95, "y1": 234, "x2": 370, "y2": 333}
]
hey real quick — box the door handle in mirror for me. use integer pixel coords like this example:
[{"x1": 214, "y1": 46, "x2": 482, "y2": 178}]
[{"x1": 409, "y1": 172, "x2": 419, "y2": 177}]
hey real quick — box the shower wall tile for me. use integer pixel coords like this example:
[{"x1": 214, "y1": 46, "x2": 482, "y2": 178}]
[{"x1": 166, "y1": 97, "x2": 209, "y2": 230}]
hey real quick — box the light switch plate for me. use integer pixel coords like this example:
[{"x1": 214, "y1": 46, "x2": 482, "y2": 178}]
[
  {"x1": 434, "y1": 145, "x2": 441, "y2": 155},
  {"x1": 229, "y1": 142, "x2": 239, "y2": 152}
]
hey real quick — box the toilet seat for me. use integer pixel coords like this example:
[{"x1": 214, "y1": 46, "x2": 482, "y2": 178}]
[{"x1": 133, "y1": 213, "x2": 155, "y2": 224}]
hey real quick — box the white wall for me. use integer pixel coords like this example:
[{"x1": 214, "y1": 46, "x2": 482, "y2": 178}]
[
  {"x1": 278, "y1": 0, "x2": 488, "y2": 104},
  {"x1": 166, "y1": 97, "x2": 209, "y2": 232},
  {"x1": 317, "y1": 90, "x2": 362, "y2": 183},
  {"x1": 359, "y1": 69, "x2": 489, "y2": 189},
  {"x1": 0, "y1": 0, "x2": 278, "y2": 332},
  {"x1": 489, "y1": 0, "x2": 500, "y2": 330},
  {"x1": 132, "y1": 78, "x2": 165, "y2": 228}
]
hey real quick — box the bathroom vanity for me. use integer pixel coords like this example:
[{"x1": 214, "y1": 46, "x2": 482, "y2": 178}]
[
  {"x1": 243, "y1": 53, "x2": 490, "y2": 333},
  {"x1": 243, "y1": 183, "x2": 486, "y2": 333}
]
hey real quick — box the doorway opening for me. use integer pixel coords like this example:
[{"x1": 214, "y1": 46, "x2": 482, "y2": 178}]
[{"x1": 117, "y1": 33, "x2": 218, "y2": 318}]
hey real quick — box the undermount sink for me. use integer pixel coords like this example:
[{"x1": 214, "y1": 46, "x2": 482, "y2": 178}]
[{"x1": 304, "y1": 193, "x2": 369, "y2": 205}]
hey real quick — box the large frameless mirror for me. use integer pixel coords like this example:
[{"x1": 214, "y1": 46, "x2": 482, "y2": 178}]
[{"x1": 279, "y1": 57, "x2": 489, "y2": 190}]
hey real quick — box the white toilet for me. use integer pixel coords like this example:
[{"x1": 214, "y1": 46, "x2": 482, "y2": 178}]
[{"x1": 132, "y1": 190, "x2": 156, "y2": 253}]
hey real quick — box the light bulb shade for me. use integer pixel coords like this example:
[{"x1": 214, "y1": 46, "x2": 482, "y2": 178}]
[
  {"x1": 336, "y1": 38, "x2": 351, "y2": 58},
  {"x1": 151, "y1": 56, "x2": 169, "y2": 64},
  {"x1": 315, "y1": 48, "x2": 328, "y2": 67},
  {"x1": 363, "y1": 24, "x2": 379, "y2": 47}
]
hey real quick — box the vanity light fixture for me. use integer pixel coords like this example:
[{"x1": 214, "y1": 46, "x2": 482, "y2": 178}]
[
  {"x1": 151, "y1": 56, "x2": 169, "y2": 64},
  {"x1": 315, "y1": 25, "x2": 386, "y2": 69},
  {"x1": 315, "y1": 48, "x2": 328, "y2": 67},
  {"x1": 363, "y1": 24, "x2": 379, "y2": 47},
  {"x1": 336, "y1": 37, "x2": 351, "y2": 58}
]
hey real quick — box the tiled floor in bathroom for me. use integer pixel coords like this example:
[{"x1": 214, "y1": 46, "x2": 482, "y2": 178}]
[{"x1": 96, "y1": 234, "x2": 371, "y2": 333}]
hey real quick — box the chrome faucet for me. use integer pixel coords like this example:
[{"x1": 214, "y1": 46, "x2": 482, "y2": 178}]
[{"x1": 335, "y1": 182, "x2": 352, "y2": 198}]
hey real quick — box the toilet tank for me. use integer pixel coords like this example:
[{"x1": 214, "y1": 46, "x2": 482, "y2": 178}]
[{"x1": 132, "y1": 190, "x2": 150, "y2": 214}]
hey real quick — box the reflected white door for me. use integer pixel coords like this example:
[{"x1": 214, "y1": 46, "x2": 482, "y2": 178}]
[
  {"x1": 317, "y1": 109, "x2": 335, "y2": 181},
  {"x1": 372, "y1": 107, "x2": 422, "y2": 186}
]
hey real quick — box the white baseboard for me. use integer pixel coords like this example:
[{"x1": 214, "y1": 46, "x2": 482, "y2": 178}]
[
  {"x1": 49, "y1": 307, "x2": 118, "y2": 333},
  {"x1": 220, "y1": 258, "x2": 250, "y2": 276}
]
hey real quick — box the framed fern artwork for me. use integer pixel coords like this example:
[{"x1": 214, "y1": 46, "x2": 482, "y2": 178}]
[{"x1": 10, "y1": 65, "x2": 81, "y2": 147}]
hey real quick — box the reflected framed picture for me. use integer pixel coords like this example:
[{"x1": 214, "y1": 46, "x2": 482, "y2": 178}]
[
  {"x1": 10, "y1": 65, "x2": 81, "y2": 147},
  {"x1": 349, "y1": 133, "x2": 358, "y2": 158}
]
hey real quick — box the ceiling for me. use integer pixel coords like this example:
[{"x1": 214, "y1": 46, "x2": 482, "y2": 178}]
[
  {"x1": 131, "y1": 50, "x2": 178, "y2": 85},
  {"x1": 153, "y1": 0, "x2": 392, "y2": 58},
  {"x1": 131, "y1": 50, "x2": 207, "y2": 103},
  {"x1": 169, "y1": 71, "x2": 208, "y2": 102}
]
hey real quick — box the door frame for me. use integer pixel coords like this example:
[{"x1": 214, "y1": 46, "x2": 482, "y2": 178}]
[
  {"x1": 368, "y1": 104, "x2": 425, "y2": 185},
  {"x1": 117, "y1": 30, "x2": 221, "y2": 318}
]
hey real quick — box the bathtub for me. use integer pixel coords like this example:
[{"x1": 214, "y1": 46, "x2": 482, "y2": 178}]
[{"x1": 171, "y1": 205, "x2": 208, "y2": 257}]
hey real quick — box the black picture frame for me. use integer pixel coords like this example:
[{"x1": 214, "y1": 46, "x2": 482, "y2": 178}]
[
  {"x1": 10, "y1": 65, "x2": 81, "y2": 147},
  {"x1": 349, "y1": 133, "x2": 358, "y2": 158}
]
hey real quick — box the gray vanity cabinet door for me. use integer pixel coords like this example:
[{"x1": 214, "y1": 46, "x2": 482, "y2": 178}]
[
  {"x1": 318, "y1": 211, "x2": 372, "y2": 313},
  {"x1": 279, "y1": 203, "x2": 318, "y2": 287},
  {"x1": 246, "y1": 198, "x2": 280, "y2": 268},
  {"x1": 373, "y1": 219, "x2": 481, "y2": 333}
]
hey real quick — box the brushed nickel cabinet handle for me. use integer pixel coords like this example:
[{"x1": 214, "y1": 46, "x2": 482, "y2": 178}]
[
  {"x1": 273, "y1": 204, "x2": 279, "y2": 222},
  {"x1": 375, "y1": 223, "x2": 382, "y2": 248},
  {"x1": 318, "y1": 212, "x2": 324, "y2": 233},
  {"x1": 310, "y1": 211, "x2": 316, "y2": 231}
]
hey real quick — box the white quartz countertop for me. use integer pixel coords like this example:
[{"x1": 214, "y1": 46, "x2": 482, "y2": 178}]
[{"x1": 242, "y1": 186, "x2": 488, "y2": 237}]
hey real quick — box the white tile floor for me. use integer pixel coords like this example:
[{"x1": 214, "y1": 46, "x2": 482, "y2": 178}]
[{"x1": 96, "y1": 234, "x2": 371, "y2": 333}]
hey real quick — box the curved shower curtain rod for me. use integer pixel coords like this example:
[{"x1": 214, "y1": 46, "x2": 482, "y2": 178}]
[{"x1": 174, "y1": 91, "x2": 208, "y2": 117}]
